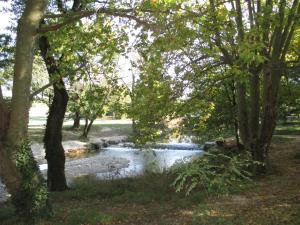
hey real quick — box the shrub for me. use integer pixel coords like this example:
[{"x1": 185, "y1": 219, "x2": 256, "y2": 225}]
[{"x1": 171, "y1": 150, "x2": 254, "y2": 196}]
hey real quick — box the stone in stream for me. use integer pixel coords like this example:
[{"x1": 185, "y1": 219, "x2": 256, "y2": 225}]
[
  {"x1": 117, "y1": 142, "x2": 200, "y2": 150},
  {"x1": 0, "y1": 179, "x2": 9, "y2": 203}
]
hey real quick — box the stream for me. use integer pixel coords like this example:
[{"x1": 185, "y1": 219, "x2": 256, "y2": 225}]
[{"x1": 0, "y1": 143, "x2": 203, "y2": 202}]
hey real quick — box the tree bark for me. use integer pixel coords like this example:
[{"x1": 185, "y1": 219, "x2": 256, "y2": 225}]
[
  {"x1": 6, "y1": 1, "x2": 46, "y2": 146},
  {"x1": 43, "y1": 79, "x2": 69, "y2": 191},
  {"x1": 0, "y1": 145, "x2": 21, "y2": 196},
  {"x1": 236, "y1": 82, "x2": 250, "y2": 147},
  {"x1": 0, "y1": 85, "x2": 3, "y2": 101},
  {"x1": 257, "y1": 62, "x2": 282, "y2": 157},
  {"x1": 39, "y1": 36, "x2": 69, "y2": 191},
  {"x1": 249, "y1": 71, "x2": 260, "y2": 143},
  {"x1": 230, "y1": 80, "x2": 242, "y2": 148}
]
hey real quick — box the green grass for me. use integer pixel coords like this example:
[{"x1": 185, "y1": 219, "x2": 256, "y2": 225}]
[
  {"x1": 28, "y1": 123, "x2": 133, "y2": 143},
  {"x1": 271, "y1": 135, "x2": 296, "y2": 144},
  {"x1": 275, "y1": 120, "x2": 300, "y2": 135},
  {"x1": 0, "y1": 173, "x2": 205, "y2": 225},
  {"x1": 52, "y1": 173, "x2": 203, "y2": 204}
]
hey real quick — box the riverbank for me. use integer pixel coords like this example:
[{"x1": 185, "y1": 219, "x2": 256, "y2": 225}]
[{"x1": 0, "y1": 135, "x2": 299, "y2": 225}]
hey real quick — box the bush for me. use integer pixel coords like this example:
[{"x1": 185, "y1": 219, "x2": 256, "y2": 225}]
[{"x1": 171, "y1": 150, "x2": 254, "y2": 196}]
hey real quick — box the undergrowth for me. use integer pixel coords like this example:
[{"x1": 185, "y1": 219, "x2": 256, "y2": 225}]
[{"x1": 171, "y1": 150, "x2": 255, "y2": 196}]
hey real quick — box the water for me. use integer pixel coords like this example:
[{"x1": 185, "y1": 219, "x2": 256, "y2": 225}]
[
  {"x1": 94, "y1": 146, "x2": 203, "y2": 179},
  {"x1": 39, "y1": 144, "x2": 203, "y2": 180}
]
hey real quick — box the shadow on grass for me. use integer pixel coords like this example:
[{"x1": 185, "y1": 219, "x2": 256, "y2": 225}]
[
  {"x1": 28, "y1": 123, "x2": 133, "y2": 143},
  {"x1": 275, "y1": 121, "x2": 300, "y2": 135},
  {"x1": 0, "y1": 173, "x2": 206, "y2": 225}
]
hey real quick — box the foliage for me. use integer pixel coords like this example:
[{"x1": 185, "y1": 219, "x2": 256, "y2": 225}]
[
  {"x1": 128, "y1": 50, "x2": 177, "y2": 144},
  {"x1": 0, "y1": 34, "x2": 13, "y2": 69},
  {"x1": 78, "y1": 84, "x2": 108, "y2": 120},
  {"x1": 13, "y1": 139, "x2": 50, "y2": 222},
  {"x1": 172, "y1": 150, "x2": 255, "y2": 196},
  {"x1": 0, "y1": 34, "x2": 14, "y2": 90}
]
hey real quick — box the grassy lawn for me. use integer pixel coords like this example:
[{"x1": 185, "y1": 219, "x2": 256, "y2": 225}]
[
  {"x1": 28, "y1": 123, "x2": 133, "y2": 143},
  {"x1": 275, "y1": 120, "x2": 300, "y2": 135},
  {"x1": 1, "y1": 135, "x2": 300, "y2": 225}
]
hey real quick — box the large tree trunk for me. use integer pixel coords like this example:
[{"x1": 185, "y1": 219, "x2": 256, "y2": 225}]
[
  {"x1": 0, "y1": 0, "x2": 50, "y2": 220},
  {"x1": 6, "y1": 2, "x2": 46, "y2": 145},
  {"x1": 249, "y1": 71, "x2": 260, "y2": 145},
  {"x1": 39, "y1": 36, "x2": 69, "y2": 191},
  {"x1": 252, "y1": 62, "x2": 282, "y2": 172},
  {"x1": 0, "y1": 103, "x2": 21, "y2": 196},
  {"x1": 43, "y1": 79, "x2": 69, "y2": 191}
]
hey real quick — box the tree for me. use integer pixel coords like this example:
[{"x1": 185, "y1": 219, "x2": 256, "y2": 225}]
[
  {"x1": 204, "y1": 0, "x2": 300, "y2": 172},
  {"x1": 0, "y1": 0, "x2": 51, "y2": 221},
  {"x1": 127, "y1": 0, "x2": 299, "y2": 174},
  {"x1": 128, "y1": 51, "x2": 176, "y2": 144},
  {"x1": 37, "y1": 0, "x2": 158, "y2": 190}
]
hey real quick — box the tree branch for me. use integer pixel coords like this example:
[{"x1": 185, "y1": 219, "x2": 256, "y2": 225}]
[
  {"x1": 40, "y1": 8, "x2": 157, "y2": 33},
  {"x1": 29, "y1": 82, "x2": 53, "y2": 101}
]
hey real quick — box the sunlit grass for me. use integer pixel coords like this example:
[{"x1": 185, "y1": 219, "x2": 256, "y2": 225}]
[
  {"x1": 275, "y1": 120, "x2": 300, "y2": 135},
  {"x1": 28, "y1": 122, "x2": 133, "y2": 143}
]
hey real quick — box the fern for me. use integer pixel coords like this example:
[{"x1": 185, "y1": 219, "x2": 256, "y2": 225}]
[{"x1": 171, "y1": 150, "x2": 255, "y2": 196}]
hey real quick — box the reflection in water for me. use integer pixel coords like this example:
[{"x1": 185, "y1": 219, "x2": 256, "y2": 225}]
[{"x1": 95, "y1": 147, "x2": 203, "y2": 179}]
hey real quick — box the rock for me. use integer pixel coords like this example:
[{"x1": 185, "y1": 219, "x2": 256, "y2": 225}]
[
  {"x1": 65, "y1": 148, "x2": 89, "y2": 158},
  {"x1": 107, "y1": 140, "x2": 118, "y2": 145},
  {"x1": 203, "y1": 139, "x2": 239, "y2": 152},
  {"x1": 0, "y1": 180, "x2": 10, "y2": 203},
  {"x1": 203, "y1": 141, "x2": 217, "y2": 151},
  {"x1": 63, "y1": 140, "x2": 87, "y2": 151},
  {"x1": 119, "y1": 142, "x2": 135, "y2": 148}
]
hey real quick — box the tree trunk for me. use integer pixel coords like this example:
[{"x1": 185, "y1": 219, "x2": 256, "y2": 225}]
[
  {"x1": 38, "y1": 0, "x2": 83, "y2": 191},
  {"x1": 253, "y1": 62, "x2": 282, "y2": 173},
  {"x1": 0, "y1": 85, "x2": 3, "y2": 101},
  {"x1": 71, "y1": 111, "x2": 80, "y2": 129},
  {"x1": 230, "y1": 81, "x2": 242, "y2": 148},
  {"x1": 249, "y1": 71, "x2": 260, "y2": 144},
  {"x1": 0, "y1": 104, "x2": 21, "y2": 196},
  {"x1": 0, "y1": 0, "x2": 50, "y2": 220},
  {"x1": 236, "y1": 81, "x2": 250, "y2": 147},
  {"x1": 82, "y1": 118, "x2": 94, "y2": 138},
  {"x1": 39, "y1": 36, "x2": 69, "y2": 191},
  {"x1": 43, "y1": 79, "x2": 69, "y2": 191},
  {"x1": 6, "y1": 1, "x2": 45, "y2": 146}
]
